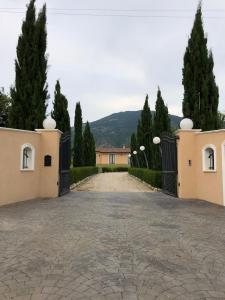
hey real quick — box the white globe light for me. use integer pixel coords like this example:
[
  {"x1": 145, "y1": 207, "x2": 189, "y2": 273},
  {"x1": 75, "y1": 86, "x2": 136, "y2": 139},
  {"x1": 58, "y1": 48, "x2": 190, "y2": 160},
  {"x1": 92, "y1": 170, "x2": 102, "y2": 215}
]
[
  {"x1": 43, "y1": 116, "x2": 56, "y2": 130},
  {"x1": 133, "y1": 150, "x2": 137, "y2": 155},
  {"x1": 180, "y1": 118, "x2": 193, "y2": 130},
  {"x1": 140, "y1": 145, "x2": 145, "y2": 151},
  {"x1": 153, "y1": 137, "x2": 161, "y2": 145},
  {"x1": 128, "y1": 154, "x2": 131, "y2": 158}
]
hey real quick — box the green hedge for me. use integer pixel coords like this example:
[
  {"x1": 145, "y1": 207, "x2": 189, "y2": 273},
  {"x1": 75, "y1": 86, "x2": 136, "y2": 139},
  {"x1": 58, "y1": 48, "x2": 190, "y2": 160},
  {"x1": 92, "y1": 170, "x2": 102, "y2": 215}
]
[
  {"x1": 70, "y1": 167, "x2": 99, "y2": 185},
  {"x1": 102, "y1": 166, "x2": 129, "y2": 173},
  {"x1": 128, "y1": 168, "x2": 162, "y2": 188}
]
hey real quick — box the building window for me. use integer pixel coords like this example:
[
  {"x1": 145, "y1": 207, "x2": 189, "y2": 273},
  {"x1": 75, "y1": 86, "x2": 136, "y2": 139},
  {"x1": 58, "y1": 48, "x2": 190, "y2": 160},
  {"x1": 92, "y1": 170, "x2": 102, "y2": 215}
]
[
  {"x1": 109, "y1": 154, "x2": 116, "y2": 164},
  {"x1": 21, "y1": 144, "x2": 35, "y2": 171},
  {"x1": 202, "y1": 145, "x2": 216, "y2": 172}
]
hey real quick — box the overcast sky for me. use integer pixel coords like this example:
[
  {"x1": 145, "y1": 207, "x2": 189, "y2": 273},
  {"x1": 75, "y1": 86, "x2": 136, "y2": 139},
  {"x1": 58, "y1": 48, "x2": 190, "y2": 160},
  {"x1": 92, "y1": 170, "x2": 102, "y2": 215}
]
[{"x1": 0, "y1": 0, "x2": 225, "y2": 123}]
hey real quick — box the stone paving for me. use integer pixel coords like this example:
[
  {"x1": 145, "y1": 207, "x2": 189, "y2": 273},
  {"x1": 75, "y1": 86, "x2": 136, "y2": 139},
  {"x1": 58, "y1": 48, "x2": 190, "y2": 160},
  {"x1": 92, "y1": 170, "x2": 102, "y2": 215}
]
[
  {"x1": 74, "y1": 173, "x2": 153, "y2": 192},
  {"x1": 1, "y1": 191, "x2": 225, "y2": 299}
]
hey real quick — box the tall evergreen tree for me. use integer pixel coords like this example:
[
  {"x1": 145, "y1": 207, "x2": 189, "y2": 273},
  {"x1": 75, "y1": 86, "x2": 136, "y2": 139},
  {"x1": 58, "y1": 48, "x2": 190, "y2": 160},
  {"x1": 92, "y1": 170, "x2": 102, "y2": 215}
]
[
  {"x1": 90, "y1": 132, "x2": 96, "y2": 166},
  {"x1": 130, "y1": 133, "x2": 138, "y2": 167},
  {"x1": 73, "y1": 102, "x2": 83, "y2": 167},
  {"x1": 182, "y1": 2, "x2": 219, "y2": 130},
  {"x1": 10, "y1": 0, "x2": 48, "y2": 130},
  {"x1": 51, "y1": 80, "x2": 70, "y2": 132},
  {"x1": 153, "y1": 88, "x2": 171, "y2": 136},
  {"x1": 34, "y1": 3, "x2": 48, "y2": 126},
  {"x1": 137, "y1": 95, "x2": 153, "y2": 168},
  {"x1": 0, "y1": 89, "x2": 11, "y2": 127},
  {"x1": 83, "y1": 122, "x2": 96, "y2": 166},
  {"x1": 136, "y1": 119, "x2": 145, "y2": 168},
  {"x1": 153, "y1": 88, "x2": 171, "y2": 169}
]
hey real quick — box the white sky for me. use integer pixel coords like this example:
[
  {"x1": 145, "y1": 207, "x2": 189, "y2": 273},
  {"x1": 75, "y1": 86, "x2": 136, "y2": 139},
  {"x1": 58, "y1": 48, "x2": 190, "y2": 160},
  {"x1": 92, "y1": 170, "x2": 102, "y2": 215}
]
[{"x1": 0, "y1": 0, "x2": 225, "y2": 123}]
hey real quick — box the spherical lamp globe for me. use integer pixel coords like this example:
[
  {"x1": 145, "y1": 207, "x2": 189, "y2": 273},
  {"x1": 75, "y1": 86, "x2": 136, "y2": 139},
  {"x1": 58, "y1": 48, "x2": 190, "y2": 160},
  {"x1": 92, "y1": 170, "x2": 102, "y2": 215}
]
[
  {"x1": 153, "y1": 137, "x2": 161, "y2": 145},
  {"x1": 133, "y1": 150, "x2": 137, "y2": 155},
  {"x1": 180, "y1": 118, "x2": 193, "y2": 130},
  {"x1": 43, "y1": 116, "x2": 56, "y2": 130},
  {"x1": 128, "y1": 154, "x2": 131, "y2": 158},
  {"x1": 140, "y1": 145, "x2": 145, "y2": 151}
]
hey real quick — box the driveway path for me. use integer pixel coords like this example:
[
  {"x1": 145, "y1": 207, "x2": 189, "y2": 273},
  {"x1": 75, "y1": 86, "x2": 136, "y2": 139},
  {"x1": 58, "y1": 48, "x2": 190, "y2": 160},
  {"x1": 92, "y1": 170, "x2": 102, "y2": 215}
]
[
  {"x1": 0, "y1": 192, "x2": 225, "y2": 299},
  {"x1": 73, "y1": 172, "x2": 153, "y2": 192}
]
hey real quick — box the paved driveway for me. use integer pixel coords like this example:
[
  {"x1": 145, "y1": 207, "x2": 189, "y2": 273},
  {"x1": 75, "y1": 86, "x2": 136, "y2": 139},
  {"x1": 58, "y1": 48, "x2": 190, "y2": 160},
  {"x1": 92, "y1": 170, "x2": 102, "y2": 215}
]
[
  {"x1": 74, "y1": 173, "x2": 153, "y2": 192},
  {"x1": 0, "y1": 191, "x2": 225, "y2": 299}
]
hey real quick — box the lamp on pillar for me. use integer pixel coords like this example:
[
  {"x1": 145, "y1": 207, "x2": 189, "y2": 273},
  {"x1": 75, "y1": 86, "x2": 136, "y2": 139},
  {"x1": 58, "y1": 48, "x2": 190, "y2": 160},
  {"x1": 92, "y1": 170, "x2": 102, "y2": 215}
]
[
  {"x1": 43, "y1": 116, "x2": 56, "y2": 130},
  {"x1": 180, "y1": 118, "x2": 193, "y2": 130}
]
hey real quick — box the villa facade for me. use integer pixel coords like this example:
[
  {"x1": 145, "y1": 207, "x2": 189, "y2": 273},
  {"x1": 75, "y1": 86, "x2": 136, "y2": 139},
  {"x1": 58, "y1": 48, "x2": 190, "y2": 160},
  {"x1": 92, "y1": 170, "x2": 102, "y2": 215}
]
[{"x1": 96, "y1": 147, "x2": 130, "y2": 165}]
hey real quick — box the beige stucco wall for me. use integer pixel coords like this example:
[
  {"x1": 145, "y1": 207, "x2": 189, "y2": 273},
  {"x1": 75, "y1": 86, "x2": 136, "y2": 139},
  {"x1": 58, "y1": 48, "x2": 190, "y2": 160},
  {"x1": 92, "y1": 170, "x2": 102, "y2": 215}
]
[
  {"x1": 0, "y1": 128, "x2": 61, "y2": 206},
  {"x1": 177, "y1": 129, "x2": 225, "y2": 206},
  {"x1": 96, "y1": 152, "x2": 129, "y2": 165},
  {"x1": 36, "y1": 130, "x2": 61, "y2": 198}
]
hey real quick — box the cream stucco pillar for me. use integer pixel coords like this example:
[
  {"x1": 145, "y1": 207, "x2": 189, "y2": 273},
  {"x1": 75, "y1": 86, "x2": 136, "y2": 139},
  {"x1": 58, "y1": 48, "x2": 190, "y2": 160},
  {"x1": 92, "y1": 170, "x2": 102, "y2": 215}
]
[
  {"x1": 176, "y1": 129, "x2": 201, "y2": 199},
  {"x1": 35, "y1": 129, "x2": 62, "y2": 198}
]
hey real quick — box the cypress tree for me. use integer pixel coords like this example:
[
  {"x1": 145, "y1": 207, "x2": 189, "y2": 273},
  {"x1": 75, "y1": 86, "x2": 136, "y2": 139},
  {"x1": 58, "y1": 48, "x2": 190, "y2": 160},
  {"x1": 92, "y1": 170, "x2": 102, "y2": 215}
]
[
  {"x1": 182, "y1": 2, "x2": 219, "y2": 130},
  {"x1": 136, "y1": 119, "x2": 145, "y2": 168},
  {"x1": 10, "y1": 0, "x2": 48, "y2": 130},
  {"x1": 51, "y1": 80, "x2": 70, "y2": 133},
  {"x1": 83, "y1": 122, "x2": 96, "y2": 166},
  {"x1": 130, "y1": 133, "x2": 138, "y2": 167},
  {"x1": 137, "y1": 95, "x2": 153, "y2": 168},
  {"x1": 153, "y1": 88, "x2": 171, "y2": 136},
  {"x1": 90, "y1": 131, "x2": 96, "y2": 166},
  {"x1": 34, "y1": 3, "x2": 48, "y2": 127},
  {"x1": 153, "y1": 88, "x2": 171, "y2": 169},
  {"x1": 73, "y1": 102, "x2": 83, "y2": 167},
  {"x1": 0, "y1": 89, "x2": 11, "y2": 127}
]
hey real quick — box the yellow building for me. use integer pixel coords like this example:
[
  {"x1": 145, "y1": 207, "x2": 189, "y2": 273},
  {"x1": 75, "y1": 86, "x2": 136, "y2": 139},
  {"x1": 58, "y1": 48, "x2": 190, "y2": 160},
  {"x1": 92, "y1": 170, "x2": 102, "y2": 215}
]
[{"x1": 96, "y1": 147, "x2": 130, "y2": 165}]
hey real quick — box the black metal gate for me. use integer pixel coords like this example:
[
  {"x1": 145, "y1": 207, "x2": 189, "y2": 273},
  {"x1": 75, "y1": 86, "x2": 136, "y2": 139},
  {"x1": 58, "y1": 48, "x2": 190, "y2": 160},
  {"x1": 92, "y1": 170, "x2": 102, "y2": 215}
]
[
  {"x1": 59, "y1": 132, "x2": 71, "y2": 196},
  {"x1": 161, "y1": 133, "x2": 178, "y2": 197}
]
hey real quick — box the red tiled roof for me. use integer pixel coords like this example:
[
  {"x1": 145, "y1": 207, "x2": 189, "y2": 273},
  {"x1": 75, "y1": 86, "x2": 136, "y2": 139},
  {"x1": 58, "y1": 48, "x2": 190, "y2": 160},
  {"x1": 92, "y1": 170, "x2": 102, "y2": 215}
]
[{"x1": 96, "y1": 147, "x2": 130, "y2": 154}]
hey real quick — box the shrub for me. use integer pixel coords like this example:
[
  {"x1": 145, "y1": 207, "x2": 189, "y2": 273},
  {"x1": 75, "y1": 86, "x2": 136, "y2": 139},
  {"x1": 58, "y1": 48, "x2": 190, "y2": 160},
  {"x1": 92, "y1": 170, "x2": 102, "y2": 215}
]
[
  {"x1": 70, "y1": 166, "x2": 98, "y2": 185},
  {"x1": 102, "y1": 166, "x2": 129, "y2": 173},
  {"x1": 128, "y1": 168, "x2": 162, "y2": 188}
]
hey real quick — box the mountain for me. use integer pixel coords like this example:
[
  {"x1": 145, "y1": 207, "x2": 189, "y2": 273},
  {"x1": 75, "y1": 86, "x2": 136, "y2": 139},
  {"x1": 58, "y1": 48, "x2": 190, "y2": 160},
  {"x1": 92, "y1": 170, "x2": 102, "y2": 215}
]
[{"x1": 71, "y1": 111, "x2": 182, "y2": 148}]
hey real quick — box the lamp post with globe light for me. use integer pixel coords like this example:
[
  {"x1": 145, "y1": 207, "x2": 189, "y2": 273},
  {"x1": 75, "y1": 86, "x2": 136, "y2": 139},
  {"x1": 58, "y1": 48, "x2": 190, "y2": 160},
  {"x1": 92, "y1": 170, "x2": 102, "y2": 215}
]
[
  {"x1": 153, "y1": 136, "x2": 162, "y2": 156},
  {"x1": 133, "y1": 150, "x2": 140, "y2": 168},
  {"x1": 140, "y1": 145, "x2": 149, "y2": 169},
  {"x1": 128, "y1": 153, "x2": 132, "y2": 167}
]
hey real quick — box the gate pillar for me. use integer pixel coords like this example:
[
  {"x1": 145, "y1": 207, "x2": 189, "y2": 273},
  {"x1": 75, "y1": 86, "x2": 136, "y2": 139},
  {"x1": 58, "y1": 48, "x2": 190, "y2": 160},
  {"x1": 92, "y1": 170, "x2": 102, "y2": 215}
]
[
  {"x1": 176, "y1": 129, "x2": 201, "y2": 199},
  {"x1": 35, "y1": 129, "x2": 62, "y2": 198}
]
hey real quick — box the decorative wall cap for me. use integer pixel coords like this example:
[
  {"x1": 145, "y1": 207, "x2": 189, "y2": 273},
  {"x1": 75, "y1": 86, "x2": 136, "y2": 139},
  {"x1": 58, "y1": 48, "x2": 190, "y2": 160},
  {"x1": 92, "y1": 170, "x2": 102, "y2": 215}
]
[
  {"x1": 196, "y1": 129, "x2": 225, "y2": 135},
  {"x1": 0, "y1": 127, "x2": 40, "y2": 134},
  {"x1": 176, "y1": 129, "x2": 202, "y2": 134},
  {"x1": 35, "y1": 129, "x2": 63, "y2": 134}
]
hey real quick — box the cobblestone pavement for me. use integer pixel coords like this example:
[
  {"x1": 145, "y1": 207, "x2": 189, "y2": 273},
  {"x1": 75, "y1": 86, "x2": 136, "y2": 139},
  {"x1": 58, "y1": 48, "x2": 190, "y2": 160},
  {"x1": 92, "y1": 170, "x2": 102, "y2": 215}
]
[{"x1": 1, "y1": 192, "x2": 225, "y2": 299}]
